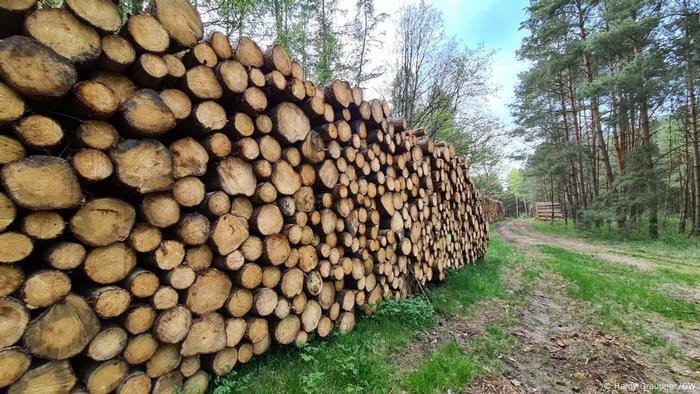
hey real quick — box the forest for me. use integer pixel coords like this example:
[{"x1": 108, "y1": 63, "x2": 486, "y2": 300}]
[{"x1": 505, "y1": 0, "x2": 700, "y2": 239}]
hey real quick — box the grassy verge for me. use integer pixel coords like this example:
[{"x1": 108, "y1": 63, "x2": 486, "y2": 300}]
[
  {"x1": 531, "y1": 220, "x2": 700, "y2": 265},
  {"x1": 536, "y1": 245, "x2": 700, "y2": 355},
  {"x1": 209, "y1": 237, "x2": 516, "y2": 394}
]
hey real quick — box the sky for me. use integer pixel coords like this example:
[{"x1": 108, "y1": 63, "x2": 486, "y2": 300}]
[{"x1": 360, "y1": 0, "x2": 532, "y2": 177}]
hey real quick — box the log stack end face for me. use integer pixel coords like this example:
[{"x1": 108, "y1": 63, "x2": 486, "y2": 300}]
[{"x1": 0, "y1": 1, "x2": 489, "y2": 392}]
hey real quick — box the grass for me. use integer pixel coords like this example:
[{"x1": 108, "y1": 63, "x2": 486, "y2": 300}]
[
  {"x1": 401, "y1": 342, "x2": 480, "y2": 393},
  {"x1": 431, "y1": 237, "x2": 510, "y2": 315},
  {"x1": 209, "y1": 236, "x2": 516, "y2": 394},
  {"x1": 531, "y1": 220, "x2": 700, "y2": 266},
  {"x1": 536, "y1": 245, "x2": 700, "y2": 356},
  {"x1": 538, "y1": 246, "x2": 700, "y2": 323}
]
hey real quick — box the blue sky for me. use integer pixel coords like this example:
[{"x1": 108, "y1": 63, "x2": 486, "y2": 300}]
[
  {"x1": 361, "y1": 0, "x2": 531, "y2": 175},
  {"x1": 435, "y1": 0, "x2": 530, "y2": 127}
]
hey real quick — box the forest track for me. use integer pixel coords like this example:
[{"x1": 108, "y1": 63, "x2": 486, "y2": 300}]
[
  {"x1": 494, "y1": 220, "x2": 657, "y2": 271},
  {"x1": 472, "y1": 220, "x2": 700, "y2": 393}
]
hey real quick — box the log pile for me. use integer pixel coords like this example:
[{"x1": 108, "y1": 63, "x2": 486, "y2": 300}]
[
  {"x1": 0, "y1": 1, "x2": 489, "y2": 393},
  {"x1": 534, "y1": 202, "x2": 564, "y2": 220},
  {"x1": 478, "y1": 196, "x2": 504, "y2": 223}
]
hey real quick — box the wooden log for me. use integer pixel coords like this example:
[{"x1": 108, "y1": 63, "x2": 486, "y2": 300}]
[
  {"x1": 14, "y1": 115, "x2": 63, "y2": 149},
  {"x1": 23, "y1": 294, "x2": 100, "y2": 360},
  {"x1": 202, "y1": 347, "x2": 237, "y2": 377},
  {"x1": 262, "y1": 234, "x2": 291, "y2": 265},
  {"x1": 210, "y1": 213, "x2": 249, "y2": 255},
  {"x1": 1, "y1": 156, "x2": 82, "y2": 210},
  {"x1": 0, "y1": 36, "x2": 77, "y2": 100},
  {"x1": 65, "y1": 0, "x2": 121, "y2": 34},
  {"x1": 180, "y1": 311, "x2": 226, "y2": 356},
  {"x1": 0, "y1": 346, "x2": 31, "y2": 389},
  {"x1": 225, "y1": 288, "x2": 253, "y2": 318},
  {"x1": 91, "y1": 71, "x2": 136, "y2": 105},
  {"x1": 160, "y1": 89, "x2": 192, "y2": 121},
  {"x1": 83, "y1": 243, "x2": 137, "y2": 285},
  {"x1": 71, "y1": 149, "x2": 114, "y2": 182},
  {"x1": 185, "y1": 269, "x2": 232, "y2": 315},
  {"x1": 183, "y1": 370, "x2": 209, "y2": 394},
  {"x1": 146, "y1": 343, "x2": 181, "y2": 378},
  {"x1": 123, "y1": 333, "x2": 159, "y2": 365},
  {"x1": 142, "y1": 193, "x2": 180, "y2": 229},
  {"x1": 272, "y1": 315, "x2": 300, "y2": 345},
  {"x1": 153, "y1": 305, "x2": 191, "y2": 343},
  {"x1": 183, "y1": 65, "x2": 222, "y2": 100},
  {"x1": 110, "y1": 139, "x2": 174, "y2": 193},
  {"x1": 20, "y1": 270, "x2": 71, "y2": 309},
  {"x1": 150, "y1": 0, "x2": 204, "y2": 49},
  {"x1": 217, "y1": 60, "x2": 248, "y2": 94},
  {"x1": 117, "y1": 371, "x2": 151, "y2": 394},
  {"x1": 209, "y1": 31, "x2": 232, "y2": 60},
  {"x1": 24, "y1": 9, "x2": 101, "y2": 66},
  {"x1": 183, "y1": 42, "x2": 218, "y2": 68},
  {"x1": 130, "y1": 53, "x2": 168, "y2": 88},
  {"x1": 270, "y1": 102, "x2": 311, "y2": 144},
  {"x1": 85, "y1": 325, "x2": 128, "y2": 362},
  {"x1": 152, "y1": 370, "x2": 183, "y2": 394},
  {"x1": 124, "y1": 13, "x2": 169, "y2": 54},
  {"x1": 180, "y1": 355, "x2": 200, "y2": 378},
  {"x1": 250, "y1": 204, "x2": 284, "y2": 235},
  {"x1": 234, "y1": 37, "x2": 263, "y2": 67},
  {"x1": 7, "y1": 360, "x2": 77, "y2": 394},
  {"x1": 173, "y1": 177, "x2": 205, "y2": 208},
  {"x1": 215, "y1": 156, "x2": 257, "y2": 197},
  {"x1": 119, "y1": 89, "x2": 176, "y2": 137},
  {"x1": 70, "y1": 198, "x2": 135, "y2": 247}
]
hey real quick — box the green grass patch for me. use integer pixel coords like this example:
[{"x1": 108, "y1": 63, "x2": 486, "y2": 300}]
[
  {"x1": 401, "y1": 324, "x2": 514, "y2": 394},
  {"x1": 401, "y1": 342, "x2": 480, "y2": 393},
  {"x1": 531, "y1": 220, "x2": 700, "y2": 267},
  {"x1": 431, "y1": 237, "x2": 511, "y2": 315},
  {"x1": 538, "y1": 246, "x2": 700, "y2": 322}
]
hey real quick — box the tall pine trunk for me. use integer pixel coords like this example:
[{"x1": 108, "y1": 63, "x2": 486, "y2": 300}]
[{"x1": 576, "y1": 1, "x2": 614, "y2": 190}]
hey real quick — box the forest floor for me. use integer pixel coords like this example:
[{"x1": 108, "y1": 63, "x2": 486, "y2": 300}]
[{"x1": 210, "y1": 220, "x2": 700, "y2": 393}]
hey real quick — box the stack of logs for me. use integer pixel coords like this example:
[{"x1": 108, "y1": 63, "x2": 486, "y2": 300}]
[
  {"x1": 478, "y1": 196, "x2": 504, "y2": 223},
  {"x1": 0, "y1": 1, "x2": 489, "y2": 393},
  {"x1": 534, "y1": 202, "x2": 564, "y2": 220}
]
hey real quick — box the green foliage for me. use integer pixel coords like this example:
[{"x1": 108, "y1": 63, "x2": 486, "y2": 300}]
[
  {"x1": 401, "y1": 323, "x2": 514, "y2": 394},
  {"x1": 514, "y1": 0, "x2": 700, "y2": 236},
  {"x1": 373, "y1": 296, "x2": 436, "y2": 329},
  {"x1": 37, "y1": 0, "x2": 62, "y2": 7},
  {"x1": 531, "y1": 218, "x2": 700, "y2": 253},
  {"x1": 506, "y1": 169, "x2": 523, "y2": 197},
  {"x1": 473, "y1": 172, "x2": 505, "y2": 197}
]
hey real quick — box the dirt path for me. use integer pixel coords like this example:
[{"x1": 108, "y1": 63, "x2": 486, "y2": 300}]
[
  {"x1": 466, "y1": 220, "x2": 700, "y2": 393},
  {"x1": 494, "y1": 220, "x2": 655, "y2": 271}
]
